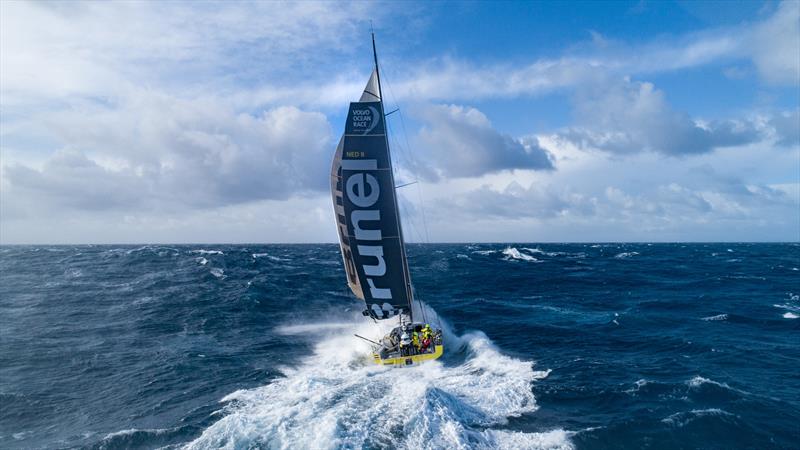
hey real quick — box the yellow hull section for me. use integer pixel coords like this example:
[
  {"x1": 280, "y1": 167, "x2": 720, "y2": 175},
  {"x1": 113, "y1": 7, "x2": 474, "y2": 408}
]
[{"x1": 372, "y1": 344, "x2": 444, "y2": 367}]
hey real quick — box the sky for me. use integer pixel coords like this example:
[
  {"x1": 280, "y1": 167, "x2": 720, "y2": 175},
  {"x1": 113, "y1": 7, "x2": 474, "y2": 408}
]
[{"x1": 1, "y1": 0, "x2": 798, "y2": 244}]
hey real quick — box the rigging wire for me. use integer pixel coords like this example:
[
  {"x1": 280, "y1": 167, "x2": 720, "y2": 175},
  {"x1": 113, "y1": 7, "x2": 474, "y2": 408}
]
[
  {"x1": 378, "y1": 59, "x2": 432, "y2": 326},
  {"x1": 378, "y1": 63, "x2": 432, "y2": 245}
]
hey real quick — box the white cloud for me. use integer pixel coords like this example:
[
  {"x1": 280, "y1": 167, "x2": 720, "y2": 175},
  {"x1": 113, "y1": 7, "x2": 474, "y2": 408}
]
[
  {"x1": 3, "y1": 94, "x2": 334, "y2": 216},
  {"x1": 397, "y1": 137, "x2": 799, "y2": 242},
  {"x1": 1, "y1": 1, "x2": 797, "y2": 244},
  {"x1": 410, "y1": 104, "x2": 553, "y2": 180},
  {"x1": 561, "y1": 77, "x2": 765, "y2": 155},
  {"x1": 0, "y1": 1, "x2": 383, "y2": 104},
  {"x1": 748, "y1": 1, "x2": 800, "y2": 85}
]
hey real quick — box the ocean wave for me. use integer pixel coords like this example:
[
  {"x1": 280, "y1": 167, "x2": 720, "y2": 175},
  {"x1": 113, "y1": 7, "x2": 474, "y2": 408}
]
[
  {"x1": 252, "y1": 253, "x2": 289, "y2": 262},
  {"x1": 99, "y1": 426, "x2": 187, "y2": 449},
  {"x1": 773, "y1": 294, "x2": 799, "y2": 319},
  {"x1": 472, "y1": 250, "x2": 497, "y2": 255},
  {"x1": 209, "y1": 268, "x2": 225, "y2": 279},
  {"x1": 661, "y1": 408, "x2": 735, "y2": 428},
  {"x1": 64, "y1": 268, "x2": 83, "y2": 278},
  {"x1": 685, "y1": 375, "x2": 752, "y2": 398},
  {"x1": 191, "y1": 249, "x2": 224, "y2": 256},
  {"x1": 503, "y1": 247, "x2": 540, "y2": 262},
  {"x1": 686, "y1": 376, "x2": 730, "y2": 390},
  {"x1": 701, "y1": 314, "x2": 728, "y2": 321},
  {"x1": 613, "y1": 252, "x2": 639, "y2": 259},
  {"x1": 624, "y1": 378, "x2": 652, "y2": 394},
  {"x1": 183, "y1": 312, "x2": 568, "y2": 450},
  {"x1": 125, "y1": 245, "x2": 180, "y2": 256},
  {"x1": 195, "y1": 257, "x2": 208, "y2": 266},
  {"x1": 104, "y1": 427, "x2": 175, "y2": 440},
  {"x1": 521, "y1": 247, "x2": 583, "y2": 258}
]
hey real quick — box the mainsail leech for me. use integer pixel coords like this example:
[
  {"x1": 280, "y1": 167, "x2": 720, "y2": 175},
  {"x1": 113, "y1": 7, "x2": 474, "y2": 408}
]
[{"x1": 330, "y1": 37, "x2": 414, "y2": 321}]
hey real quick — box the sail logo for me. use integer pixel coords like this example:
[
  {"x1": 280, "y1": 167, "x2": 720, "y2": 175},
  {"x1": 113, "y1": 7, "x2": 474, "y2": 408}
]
[
  {"x1": 351, "y1": 106, "x2": 380, "y2": 135},
  {"x1": 341, "y1": 158, "x2": 395, "y2": 317}
]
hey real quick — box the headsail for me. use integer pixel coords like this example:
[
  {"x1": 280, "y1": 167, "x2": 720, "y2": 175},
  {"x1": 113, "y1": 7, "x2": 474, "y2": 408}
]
[{"x1": 330, "y1": 68, "x2": 414, "y2": 320}]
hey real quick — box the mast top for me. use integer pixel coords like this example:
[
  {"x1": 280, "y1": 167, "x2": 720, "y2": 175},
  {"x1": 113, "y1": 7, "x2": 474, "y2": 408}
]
[{"x1": 371, "y1": 32, "x2": 382, "y2": 101}]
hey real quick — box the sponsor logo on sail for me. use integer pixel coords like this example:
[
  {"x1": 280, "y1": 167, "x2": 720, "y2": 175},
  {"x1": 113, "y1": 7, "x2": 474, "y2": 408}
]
[
  {"x1": 351, "y1": 106, "x2": 380, "y2": 135},
  {"x1": 341, "y1": 158, "x2": 396, "y2": 319}
]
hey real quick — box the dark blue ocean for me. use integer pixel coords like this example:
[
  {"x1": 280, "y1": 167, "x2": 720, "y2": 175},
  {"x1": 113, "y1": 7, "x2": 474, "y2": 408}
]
[{"x1": 1, "y1": 243, "x2": 798, "y2": 449}]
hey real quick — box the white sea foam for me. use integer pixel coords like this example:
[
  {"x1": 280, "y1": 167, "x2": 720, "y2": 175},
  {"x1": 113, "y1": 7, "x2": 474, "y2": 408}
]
[
  {"x1": 274, "y1": 323, "x2": 355, "y2": 335},
  {"x1": 613, "y1": 252, "x2": 639, "y2": 259},
  {"x1": 522, "y1": 248, "x2": 567, "y2": 257},
  {"x1": 701, "y1": 314, "x2": 728, "y2": 321},
  {"x1": 687, "y1": 376, "x2": 724, "y2": 389},
  {"x1": 456, "y1": 254, "x2": 471, "y2": 260},
  {"x1": 64, "y1": 268, "x2": 83, "y2": 278},
  {"x1": 209, "y1": 268, "x2": 225, "y2": 279},
  {"x1": 624, "y1": 378, "x2": 651, "y2": 394},
  {"x1": 104, "y1": 427, "x2": 174, "y2": 440},
  {"x1": 472, "y1": 250, "x2": 497, "y2": 255},
  {"x1": 126, "y1": 245, "x2": 180, "y2": 255},
  {"x1": 195, "y1": 257, "x2": 208, "y2": 266},
  {"x1": 773, "y1": 294, "x2": 800, "y2": 319},
  {"x1": 184, "y1": 310, "x2": 569, "y2": 450},
  {"x1": 661, "y1": 408, "x2": 734, "y2": 427},
  {"x1": 252, "y1": 253, "x2": 289, "y2": 262},
  {"x1": 503, "y1": 247, "x2": 539, "y2": 262},
  {"x1": 192, "y1": 249, "x2": 224, "y2": 255}
]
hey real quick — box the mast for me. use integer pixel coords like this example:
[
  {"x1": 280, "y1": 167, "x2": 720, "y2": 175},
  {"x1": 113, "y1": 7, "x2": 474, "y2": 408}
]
[{"x1": 371, "y1": 32, "x2": 415, "y2": 322}]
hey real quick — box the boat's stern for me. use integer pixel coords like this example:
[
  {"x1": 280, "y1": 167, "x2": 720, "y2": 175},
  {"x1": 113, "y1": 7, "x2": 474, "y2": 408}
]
[
  {"x1": 373, "y1": 342, "x2": 444, "y2": 367},
  {"x1": 371, "y1": 323, "x2": 444, "y2": 367}
]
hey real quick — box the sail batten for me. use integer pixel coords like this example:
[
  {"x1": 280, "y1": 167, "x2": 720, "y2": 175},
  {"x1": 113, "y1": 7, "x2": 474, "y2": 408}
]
[{"x1": 330, "y1": 67, "x2": 414, "y2": 320}]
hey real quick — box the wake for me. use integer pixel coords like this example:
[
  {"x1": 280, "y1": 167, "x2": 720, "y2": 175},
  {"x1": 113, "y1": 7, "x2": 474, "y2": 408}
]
[{"x1": 184, "y1": 308, "x2": 571, "y2": 450}]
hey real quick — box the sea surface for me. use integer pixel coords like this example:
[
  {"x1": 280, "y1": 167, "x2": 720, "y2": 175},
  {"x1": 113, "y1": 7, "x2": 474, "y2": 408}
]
[{"x1": 1, "y1": 243, "x2": 798, "y2": 449}]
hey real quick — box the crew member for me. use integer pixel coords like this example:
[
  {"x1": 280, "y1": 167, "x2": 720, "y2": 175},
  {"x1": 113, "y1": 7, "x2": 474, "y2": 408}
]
[
  {"x1": 399, "y1": 332, "x2": 411, "y2": 356},
  {"x1": 411, "y1": 329, "x2": 420, "y2": 354},
  {"x1": 420, "y1": 324, "x2": 433, "y2": 352}
]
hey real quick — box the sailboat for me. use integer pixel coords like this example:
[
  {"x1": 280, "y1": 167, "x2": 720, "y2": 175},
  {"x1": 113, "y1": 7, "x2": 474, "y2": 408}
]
[{"x1": 330, "y1": 34, "x2": 444, "y2": 367}]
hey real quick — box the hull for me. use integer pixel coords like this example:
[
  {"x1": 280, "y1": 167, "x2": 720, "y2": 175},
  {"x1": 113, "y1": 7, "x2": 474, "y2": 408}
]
[{"x1": 372, "y1": 343, "x2": 444, "y2": 367}]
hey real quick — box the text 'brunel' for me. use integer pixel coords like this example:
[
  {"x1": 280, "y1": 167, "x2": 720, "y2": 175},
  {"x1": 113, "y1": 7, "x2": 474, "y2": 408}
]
[{"x1": 341, "y1": 158, "x2": 393, "y2": 306}]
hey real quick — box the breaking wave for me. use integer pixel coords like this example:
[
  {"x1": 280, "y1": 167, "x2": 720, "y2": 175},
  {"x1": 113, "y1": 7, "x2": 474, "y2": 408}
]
[
  {"x1": 701, "y1": 314, "x2": 728, "y2": 321},
  {"x1": 614, "y1": 252, "x2": 639, "y2": 259},
  {"x1": 773, "y1": 293, "x2": 799, "y2": 319},
  {"x1": 661, "y1": 409, "x2": 736, "y2": 428},
  {"x1": 502, "y1": 247, "x2": 540, "y2": 262},
  {"x1": 191, "y1": 249, "x2": 224, "y2": 256},
  {"x1": 184, "y1": 313, "x2": 568, "y2": 450},
  {"x1": 252, "y1": 253, "x2": 290, "y2": 262}
]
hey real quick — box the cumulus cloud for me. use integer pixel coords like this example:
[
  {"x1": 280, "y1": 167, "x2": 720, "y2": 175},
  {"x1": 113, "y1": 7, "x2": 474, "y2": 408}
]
[
  {"x1": 411, "y1": 104, "x2": 553, "y2": 179},
  {"x1": 1, "y1": 1, "x2": 797, "y2": 244},
  {"x1": 430, "y1": 173, "x2": 797, "y2": 240},
  {"x1": 747, "y1": 1, "x2": 800, "y2": 85},
  {"x1": 561, "y1": 78, "x2": 763, "y2": 155},
  {"x1": 0, "y1": 1, "x2": 386, "y2": 104},
  {"x1": 441, "y1": 181, "x2": 595, "y2": 220},
  {"x1": 3, "y1": 95, "x2": 333, "y2": 214},
  {"x1": 769, "y1": 109, "x2": 800, "y2": 147}
]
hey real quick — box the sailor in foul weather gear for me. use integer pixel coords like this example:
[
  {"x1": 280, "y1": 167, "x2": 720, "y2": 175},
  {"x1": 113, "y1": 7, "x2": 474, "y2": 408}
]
[
  {"x1": 411, "y1": 330, "x2": 420, "y2": 353},
  {"x1": 399, "y1": 332, "x2": 411, "y2": 356},
  {"x1": 422, "y1": 324, "x2": 432, "y2": 339}
]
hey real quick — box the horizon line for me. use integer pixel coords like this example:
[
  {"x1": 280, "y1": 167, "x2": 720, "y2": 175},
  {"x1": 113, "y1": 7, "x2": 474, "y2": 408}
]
[{"x1": 1, "y1": 241, "x2": 798, "y2": 246}]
